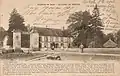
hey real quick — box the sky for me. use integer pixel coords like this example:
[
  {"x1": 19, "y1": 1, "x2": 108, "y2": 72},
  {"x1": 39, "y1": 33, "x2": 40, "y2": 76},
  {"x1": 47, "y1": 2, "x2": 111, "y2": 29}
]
[{"x1": 1, "y1": 0, "x2": 120, "y2": 34}]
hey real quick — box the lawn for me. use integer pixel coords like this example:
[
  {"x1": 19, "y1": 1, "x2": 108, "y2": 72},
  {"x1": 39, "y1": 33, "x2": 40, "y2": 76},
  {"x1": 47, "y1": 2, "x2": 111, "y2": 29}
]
[
  {"x1": 0, "y1": 52, "x2": 43, "y2": 60},
  {"x1": 0, "y1": 48, "x2": 120, "y2": 61}
]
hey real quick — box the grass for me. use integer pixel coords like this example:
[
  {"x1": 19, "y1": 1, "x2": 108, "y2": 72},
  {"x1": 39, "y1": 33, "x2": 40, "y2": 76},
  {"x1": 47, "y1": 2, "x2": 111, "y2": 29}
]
[
  {"x1": 0, "y1": 48, "x2": 120, "y2": 61},
  {"x1": 0, "y1": 52, "x2": 42, "y2": 60}
]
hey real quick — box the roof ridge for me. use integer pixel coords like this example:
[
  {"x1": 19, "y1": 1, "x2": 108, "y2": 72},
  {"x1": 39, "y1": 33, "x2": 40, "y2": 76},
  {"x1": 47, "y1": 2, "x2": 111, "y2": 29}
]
[{"x1": 33, "y1": 26, "x2": 62, "y2": 30}]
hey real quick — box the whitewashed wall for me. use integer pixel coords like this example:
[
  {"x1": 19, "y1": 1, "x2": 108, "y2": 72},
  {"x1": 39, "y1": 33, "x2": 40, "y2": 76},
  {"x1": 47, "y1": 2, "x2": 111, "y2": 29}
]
[
  {"x1": 41, "y1": 36, "x2": 44, "y2": 42},
  {"x1": 3, "y1": 36, "x2": 9, "y2": 48},
  {"x1": 48, "y1": 36, "x2": 50, "y2": 42},
  {"x1": 58, "y1": 37, "x2": 61, "y2": 42},
  {"x1": 53, "y1": 36, "x2": 56, "y2": 42},
  {"x1": 48, "y1": 43, "x2": 50, "y2": 48}
]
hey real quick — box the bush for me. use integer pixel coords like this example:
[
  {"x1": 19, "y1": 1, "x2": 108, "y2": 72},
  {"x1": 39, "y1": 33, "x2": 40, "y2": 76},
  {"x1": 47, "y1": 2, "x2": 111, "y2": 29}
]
[
  {"x1": 14, "y1": 48, "x2": 24, "y2": 53},
  {"x1": 2, "y1": 48, "x2": 14, "y2": 54}
]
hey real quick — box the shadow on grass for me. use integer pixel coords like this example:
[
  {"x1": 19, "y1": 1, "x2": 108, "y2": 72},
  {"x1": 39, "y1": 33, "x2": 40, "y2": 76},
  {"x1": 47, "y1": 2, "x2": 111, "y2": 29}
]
[{"x1": 0, "y1": 52, "x2": 42, "y2": 60}]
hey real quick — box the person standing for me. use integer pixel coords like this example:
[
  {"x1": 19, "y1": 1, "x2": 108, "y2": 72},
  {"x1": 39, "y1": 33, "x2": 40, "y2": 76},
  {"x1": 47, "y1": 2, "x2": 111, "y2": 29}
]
[
  {"x1": 80, "y1": 43, "x2": 84, "y2": 53},
  {"x1": 51, "y1": 45, "x2": 54, "y2": 50}
]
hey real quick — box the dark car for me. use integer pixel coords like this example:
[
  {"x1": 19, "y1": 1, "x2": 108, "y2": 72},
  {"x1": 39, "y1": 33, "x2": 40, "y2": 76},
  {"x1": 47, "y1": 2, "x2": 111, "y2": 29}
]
[{"x1": 46, "y1": 55, "x2": 61, "y2": 60}]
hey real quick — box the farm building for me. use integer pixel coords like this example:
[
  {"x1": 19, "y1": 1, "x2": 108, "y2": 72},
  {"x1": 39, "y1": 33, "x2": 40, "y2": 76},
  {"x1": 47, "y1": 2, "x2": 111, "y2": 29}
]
[{"x1": 103, "y1": 39, "x2": 117, "y2": 48}]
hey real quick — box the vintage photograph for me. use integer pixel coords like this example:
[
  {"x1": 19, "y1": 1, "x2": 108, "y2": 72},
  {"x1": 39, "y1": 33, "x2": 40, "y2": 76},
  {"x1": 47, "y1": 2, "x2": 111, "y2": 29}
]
[{"x1": 0, "y1": 0, "x2": 120, "y2": 62}]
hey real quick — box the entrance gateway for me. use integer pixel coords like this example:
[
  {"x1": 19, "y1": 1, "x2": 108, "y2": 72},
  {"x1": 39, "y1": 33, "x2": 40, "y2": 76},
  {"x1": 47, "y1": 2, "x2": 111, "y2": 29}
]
[{"x1": 13, "y1": 31, "x2": 40, "y2": 50}]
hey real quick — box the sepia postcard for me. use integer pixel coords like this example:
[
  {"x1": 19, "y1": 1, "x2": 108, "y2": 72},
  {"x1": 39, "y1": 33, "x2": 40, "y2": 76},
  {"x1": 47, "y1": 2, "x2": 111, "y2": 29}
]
[{"x1": 0, "y1": 0, "x2": 120, "y2": 76}]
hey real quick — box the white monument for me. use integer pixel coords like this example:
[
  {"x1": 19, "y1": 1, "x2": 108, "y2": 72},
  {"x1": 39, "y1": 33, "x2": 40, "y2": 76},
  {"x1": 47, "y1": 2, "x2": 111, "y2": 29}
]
[
  {"x1": 13, "y1": 31, "x2": 21, "y2": 49},
  {"x1": 30, "y1": 32, "x2": 39, "y2": 50}
]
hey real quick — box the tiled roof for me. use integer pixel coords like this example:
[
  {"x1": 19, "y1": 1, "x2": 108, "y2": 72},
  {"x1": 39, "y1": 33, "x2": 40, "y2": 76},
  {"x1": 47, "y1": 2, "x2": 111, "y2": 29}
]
[
  {"x1": 32, "y1": 27, "x2": 71, "y2": 37},
  {"x1": 103, "y1": 39, "x2": 117, "y2": 48}
]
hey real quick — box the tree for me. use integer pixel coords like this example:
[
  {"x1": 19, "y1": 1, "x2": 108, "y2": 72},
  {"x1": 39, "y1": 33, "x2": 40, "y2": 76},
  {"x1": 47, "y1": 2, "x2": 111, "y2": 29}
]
[
  {"x1": 105, "y1": 33, "x2": 115, "y2": 41},
  {"x1": 67, "y1": 5, "x2": 104, "y2": 48},
  {"x1": 116, "y1": 30, "x2": 120, "y2": 47},
  {"x1": 7, "y1": 8, "x2": 27, "y2": 46},
  {"x1": 8, "y1": 8, "x2": 27, "y2": 32},
  {"x1": 67, "y1": 11, "x2": 91, "y2": 47}
]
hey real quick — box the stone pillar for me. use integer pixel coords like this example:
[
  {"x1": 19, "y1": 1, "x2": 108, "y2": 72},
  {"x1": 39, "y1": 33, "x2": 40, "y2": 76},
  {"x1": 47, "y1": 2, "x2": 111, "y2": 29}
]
[
  {"x1": 13, "y1": 32, "x2": 21, "y2": 49},
  {"x1": 30, "y1": 33, "x2": 39, "y2": 50}
]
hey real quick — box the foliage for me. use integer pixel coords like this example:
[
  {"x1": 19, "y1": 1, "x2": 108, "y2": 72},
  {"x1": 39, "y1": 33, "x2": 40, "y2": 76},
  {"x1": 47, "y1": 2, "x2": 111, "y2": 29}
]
[
  {"x1": 116, "y1": 30, "x2": 120, "y2": 47},
  {"x1": 104, "y1": 33, "x2": 116, "y2": 42},
  {"x1": 8, "y1": 8, "x2": 27, "y2": 32},
  {"x1": 67, "y1": 5, "x2": 104, "y2": 48}
]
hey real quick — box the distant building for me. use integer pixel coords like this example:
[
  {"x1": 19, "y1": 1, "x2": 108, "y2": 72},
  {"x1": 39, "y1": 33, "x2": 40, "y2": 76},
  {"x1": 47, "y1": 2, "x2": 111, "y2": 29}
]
[
  {"x1": 103, "y1": 39, "x2": 117, "y2": 48},
  {"x1": 0, "y1": 27, "x2": 7, "y2": 48}
]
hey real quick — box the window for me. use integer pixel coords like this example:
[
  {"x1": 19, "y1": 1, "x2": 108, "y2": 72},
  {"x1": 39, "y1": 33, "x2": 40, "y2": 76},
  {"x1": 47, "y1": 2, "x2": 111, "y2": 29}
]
[
  {"x1": 44, "y1": 36, "x2": 48, "y2": 42},
  {"x1": 61, "y1": 37, "x2": 63, "y2": 42},
  {"x1": 50, "y1": 36, "x2": 53, "y2": 42},
  {"x1": 39, "y1": 37, "x2": 42, "y2": 42}
]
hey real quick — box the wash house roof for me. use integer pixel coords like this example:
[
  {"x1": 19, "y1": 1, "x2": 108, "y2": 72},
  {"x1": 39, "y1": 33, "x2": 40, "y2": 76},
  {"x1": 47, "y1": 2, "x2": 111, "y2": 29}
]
[{"x1": 103, "y1": 39, "x2": 117, "y2": 48}]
